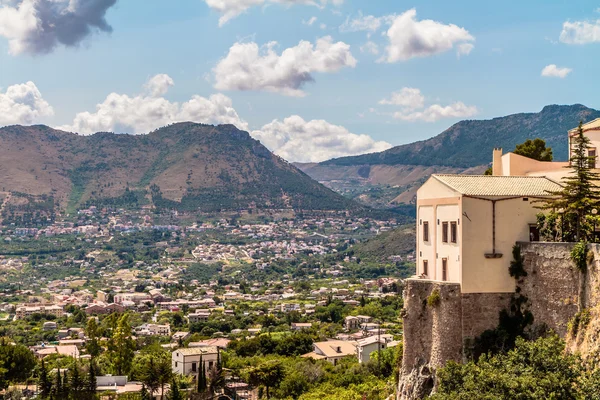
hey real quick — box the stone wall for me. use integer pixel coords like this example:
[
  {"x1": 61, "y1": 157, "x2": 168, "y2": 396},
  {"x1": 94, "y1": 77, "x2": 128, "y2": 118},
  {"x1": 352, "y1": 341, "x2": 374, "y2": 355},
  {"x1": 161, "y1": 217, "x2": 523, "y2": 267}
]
[
  {"x1": 398, "y1": 280, "x2": 462, "y2": 400},
  {"x1": 518, "y1": 242, "x2": 580, "y2": 337},
  {"x1": 461, "y1": 292, "x2": 511, "y2": 339}
]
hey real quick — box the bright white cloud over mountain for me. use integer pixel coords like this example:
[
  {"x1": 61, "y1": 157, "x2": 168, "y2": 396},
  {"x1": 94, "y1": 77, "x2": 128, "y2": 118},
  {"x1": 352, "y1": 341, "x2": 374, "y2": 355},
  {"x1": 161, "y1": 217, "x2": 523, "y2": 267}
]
[
  {"x1": 559, "y1": 19, "x2": 600, "y2": 44},
  {"x1": 251, "y1": 115, "x2": 391, "y2": 162},
  {"x1": 205, "y1": 0, "x2": 343, "y2": 26},
  {"x1": 382, "y1": 9, "x2": 475, "y2": 62},
  {"x1": 379, "y1": 87, "x2": 425, "y2": 109},
  {"x1": 0, "y1": 81, "x2": 54, "y2": 125},
  {"x1": 0, "y1": 0, "x2": 117, "y2": 55},
  {"x1": 58, "y1": 74, "x2": 248, "y2": 135},
  {"x1": 541, "y1": 64, "x2": 572, "y2": 78},
  {"x1": 380, "y1": 87, "x2": 477, "y2": 122},
  {"x1": 213, "y1": 36, "x2": 357, "y2": 97}
]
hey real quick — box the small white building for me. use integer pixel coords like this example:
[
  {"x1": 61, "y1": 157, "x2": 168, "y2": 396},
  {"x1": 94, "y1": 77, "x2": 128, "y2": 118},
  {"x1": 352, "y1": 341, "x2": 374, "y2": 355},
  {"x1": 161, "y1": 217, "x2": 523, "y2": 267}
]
[
  {"x1": 357, "y1": 336, "x2": 388, "y2": 364},
  {"x1": 136, "y1": 323, "x2": 171, "y2": 336},
  {"x1": 172, "y1": 346, "x2": 220, "y2": 378}
]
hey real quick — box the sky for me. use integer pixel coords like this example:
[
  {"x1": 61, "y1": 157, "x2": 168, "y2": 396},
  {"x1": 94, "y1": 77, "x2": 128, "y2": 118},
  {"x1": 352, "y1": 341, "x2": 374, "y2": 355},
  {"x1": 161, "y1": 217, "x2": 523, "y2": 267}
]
[{"x1": 0, "y1": 0, "x2": 599, "y2": 163}]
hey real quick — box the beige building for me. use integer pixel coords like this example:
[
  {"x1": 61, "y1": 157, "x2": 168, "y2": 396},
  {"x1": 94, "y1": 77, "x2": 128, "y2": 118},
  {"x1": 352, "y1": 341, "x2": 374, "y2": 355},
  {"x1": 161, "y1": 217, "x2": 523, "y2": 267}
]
[
  {"x1": 492, "y1": 118, "x2": 600, "y2": 180},
  {"x1": 302, "y1": 340, "x2": 358, "y2": 365},
  {"x1": 16, "y1": 304, "x2": 64, "y2": 319},
  {"x1": 416, "y1": 175, "x2": 561, "y2": 293},
  {"x1": 172, "y1": 346, "x2": 220, "y2": 378}
]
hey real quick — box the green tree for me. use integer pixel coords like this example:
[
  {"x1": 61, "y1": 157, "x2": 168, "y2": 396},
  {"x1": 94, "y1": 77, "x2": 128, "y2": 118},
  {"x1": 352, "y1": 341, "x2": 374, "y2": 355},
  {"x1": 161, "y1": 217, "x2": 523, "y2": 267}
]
[
  {"x1": 0, "y1": 338, "x2": 36, "y2": 383},
  {"x1": 86, "y1": 359, "x2": 97, "y2": 396},
  {"x1": 139, "y1": 357, "x2": 160, "y2": 397},
  {"x1": 168, "y1": 377, "x2": 183, "y2": 400},
  {"x1": 432, "y1": 335, "x2": 582, "y2": 400},
  {"x1": 514, "y1": 138, "x2": 553, "y2": 161},
  {"x1": 107, "y1": 314, "x2": 136, "y2": 376},
  {"x1": 246, "y1": 360, "x2": 285, "y2": 399},
  {"x1": 197, "y1": 355, "x2": 207, "y2": 393},
  {"x1": 85, "y1": 318, "x2": 102, "y2": 358},
  {"x1": 69, "y1": 361, "x2": 85, "y2": 395},
  {"x1": 38, "y1": 359, "x2": 52, "y2": 399},
  {"x1": 540, "y1": 122, "x2": 600, "y2": 241}
]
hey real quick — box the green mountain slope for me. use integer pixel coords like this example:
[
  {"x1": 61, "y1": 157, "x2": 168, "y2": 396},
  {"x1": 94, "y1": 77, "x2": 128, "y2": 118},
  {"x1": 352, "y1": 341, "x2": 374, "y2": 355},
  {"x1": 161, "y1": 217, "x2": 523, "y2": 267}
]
[
  {"x1": 324, "y1": 104, "x2": 600, "y2": 168},
  {"x1": 0, "y1": 123, "x2": 364, "y2": 214}
]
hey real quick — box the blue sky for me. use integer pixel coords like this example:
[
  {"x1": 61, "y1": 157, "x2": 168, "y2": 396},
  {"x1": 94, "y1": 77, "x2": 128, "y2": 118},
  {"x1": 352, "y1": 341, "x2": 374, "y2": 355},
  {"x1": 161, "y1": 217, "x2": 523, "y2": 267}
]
[{"x1": 0, "y1": 0, "x2": 599, "y2": 162}]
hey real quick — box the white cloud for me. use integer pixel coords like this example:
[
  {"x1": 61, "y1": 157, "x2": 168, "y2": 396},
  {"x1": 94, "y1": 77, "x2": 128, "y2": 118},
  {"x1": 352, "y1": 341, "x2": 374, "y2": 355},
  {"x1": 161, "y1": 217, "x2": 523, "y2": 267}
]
[
  {"x1": 144, "y1": 74, "x2": 175, "y2": 97},
  {"x1": 0, "y1": 81, "x2": 54, "y2": 126},
  {"x1": 559, "y1": 19, "x2": 600, "y2": 44},
  {"x1": 379, "y1": 87, "x2": 424, "y2": 109},
  {"x1": 394, "y1": 102, "x2": 478, "y2": 122},
  {"x1": 303, "y1": 16, "x2": 317, "y2": 25},
  {"x1": 251, "y1": 115, "x2": 392, "y2": 162},
  {"x1": 0, "y1": 0, "x2": 117, "y2": 55},
  {"x1": 382, "y1": 9, "x2": 475, "y2": 63},
  {"x1": 457, "y1": 43, "x2": 474, "y2": 57},
  {"x1": 319, "y1": 23, "x2": 327, "y2": 30},
  {"x1": 541, "y1": 64, "x2": 572, "y2": 78},
  {"x1": 205, "y1": 0, "x2": 343, "y2": 26},
  {"x1": 379, "y1": 87, "x2": 477, "y2": 122},
  {"x1": 360, "y1": 41, "x2": 379, "y2": 55},
  {"x1": 339, "y1": 12, "x2": 395, "y2": 34},
  {"x1": 59, "y1": 74, "x2": 248, "y2": 135},
  {"x1": 213, "y1": 36, "x2": 357, "y2": 97}
]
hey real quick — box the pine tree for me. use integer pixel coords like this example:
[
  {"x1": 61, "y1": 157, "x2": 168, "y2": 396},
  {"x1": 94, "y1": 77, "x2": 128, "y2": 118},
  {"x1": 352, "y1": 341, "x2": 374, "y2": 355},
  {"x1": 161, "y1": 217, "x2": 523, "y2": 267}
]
[
  {"x1": 87, "y1": 359, "x2": 97, "y2": 396},
  {"x1": 541, "y1": 121, "x2": 600, "y2": 241},
  {"x1": 62, "y1": 369, "x2": 70, "y2": 398},
  {"x1": 168, "y1": 378, "x2": 183, "y2": 400},
  {"x1": 38, "y1": 359, "x2": 52, "y2": 399},
  {"x1": 53, "y1": 368, "x2": 62, "y2": 398},
  {"x1": 69, "y1": 361, "x2": 85, "y2": 395},
  {"x1": 107, "y1": 314, "x2": 136, "y2": 376}
]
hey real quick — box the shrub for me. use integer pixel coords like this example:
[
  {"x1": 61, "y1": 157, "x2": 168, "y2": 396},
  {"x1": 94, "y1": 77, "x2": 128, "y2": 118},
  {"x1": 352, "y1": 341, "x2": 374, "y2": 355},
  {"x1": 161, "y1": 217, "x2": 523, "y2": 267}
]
[
  {"x1": 508, "y1": 245, "x2": 527, "y2": 279},
  {"x1": 568, "y1": 308, "x2": 591, "y2": 337},
  {"x1": 427, "y1": 289, "x2": 441, "y2": 307},
  {"x1": 571, "y1": 241, "x2": 588, "y2": 272}
]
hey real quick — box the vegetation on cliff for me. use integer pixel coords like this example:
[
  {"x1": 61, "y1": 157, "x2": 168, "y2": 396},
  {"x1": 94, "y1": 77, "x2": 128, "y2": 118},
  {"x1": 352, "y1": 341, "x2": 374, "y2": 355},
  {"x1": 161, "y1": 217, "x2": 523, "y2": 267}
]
[{"x1": 433, "y1": 335, "x2": 600, "y2": 400}]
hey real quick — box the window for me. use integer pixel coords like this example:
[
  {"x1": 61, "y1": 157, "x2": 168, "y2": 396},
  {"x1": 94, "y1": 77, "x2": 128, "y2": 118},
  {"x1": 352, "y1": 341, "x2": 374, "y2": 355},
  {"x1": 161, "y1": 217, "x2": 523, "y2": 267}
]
[
  {"x1": 423, "y1": 260, "x2": 428, "y2": 276},
  {"x1": 209, "y1": 361, "x2": 214, "y2": 369},
  {"x1": 450, "y1": 222, "x2": 457, "y2": 243},
  {"x1": 175, "y1": 362, "x2": 178, "y2": 368},
  {"x1": 590, "y1": 148, "x2": 597, "y2": 168},
  {"x1": 423, "y1": 221, "x2": 429, "y2": 242},
  {"x1": 442, "y1": 222, "x2": 449, "y2": 243},
  {"x1": 192, "y1": 362, "x2": 197, "y2": 372},
  {"x1": 442, "y1": 259, "x2": 448, "y2": 281}
]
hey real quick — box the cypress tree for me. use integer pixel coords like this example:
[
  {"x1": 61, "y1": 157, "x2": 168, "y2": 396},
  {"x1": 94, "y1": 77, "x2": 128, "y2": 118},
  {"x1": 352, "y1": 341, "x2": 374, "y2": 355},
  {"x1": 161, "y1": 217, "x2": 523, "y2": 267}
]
[
  {"x1": 62, "y1": 369, "x2": 70, "y2": 398},
  {"x1": 38, "y1": 359, "x2": 52, "y2": 399},
  {"x1": 541, "y1": 121, "x2": 600, "y2": 241},
  {"x1": 53, "y1": 368, "x2": 62, "y2": 398},
  {"x1": 197, "y1": 355, "x2": 206, "y2": 393},
  {"x1": 87, "y1": 359, "x2": 97, "y2": 396}
]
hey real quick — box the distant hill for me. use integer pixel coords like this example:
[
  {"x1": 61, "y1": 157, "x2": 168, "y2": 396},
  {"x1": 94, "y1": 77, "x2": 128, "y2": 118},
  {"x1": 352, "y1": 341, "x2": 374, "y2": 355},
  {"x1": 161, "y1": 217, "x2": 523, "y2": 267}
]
[
  {"x1": 0, "y1": 123, "x2": 365, "y2": 216},
  {"x1": 297, "y1": 104, "x2": 600, "y2": 207},
  {"x1": 324, "y1": 104, "x2": 600, "y2": 168},
  {"x1": 351, "y1": 225, "x2": 416, "y2": 261}
]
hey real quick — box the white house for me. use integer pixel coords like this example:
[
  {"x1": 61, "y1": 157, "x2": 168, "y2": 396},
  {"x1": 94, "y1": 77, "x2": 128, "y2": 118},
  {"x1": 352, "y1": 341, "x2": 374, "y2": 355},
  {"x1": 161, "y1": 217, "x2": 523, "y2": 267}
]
[
  {"x1": 172, "y1": 346, "x2": 220, "y2": 378},
  {"x1": 357, "y1": 336, "x2": 388, "y2": 364}
]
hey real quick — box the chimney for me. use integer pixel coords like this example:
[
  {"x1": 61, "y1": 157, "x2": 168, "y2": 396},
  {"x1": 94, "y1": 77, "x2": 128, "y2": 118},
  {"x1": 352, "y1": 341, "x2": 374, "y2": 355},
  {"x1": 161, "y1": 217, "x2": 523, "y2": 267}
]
[{"x1": 492, "y1": 148, "x2": 503, "y2": 176}]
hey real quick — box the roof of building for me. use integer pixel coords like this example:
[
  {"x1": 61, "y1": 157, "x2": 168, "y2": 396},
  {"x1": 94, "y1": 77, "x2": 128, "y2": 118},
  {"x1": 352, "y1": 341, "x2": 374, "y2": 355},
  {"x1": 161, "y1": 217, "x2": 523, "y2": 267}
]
[
  {"x1": 431, "y1": 174, "x2": 562, "y2": 197},
  {"x1": 313, "y1": 340, "x2": 357, "y2": 358},
  {"x1": 173, "y1": 346, "x2": 219, "y2": 356},
  {"x1": 569, "y1": 118, "x2": 600, "y2": 134}
]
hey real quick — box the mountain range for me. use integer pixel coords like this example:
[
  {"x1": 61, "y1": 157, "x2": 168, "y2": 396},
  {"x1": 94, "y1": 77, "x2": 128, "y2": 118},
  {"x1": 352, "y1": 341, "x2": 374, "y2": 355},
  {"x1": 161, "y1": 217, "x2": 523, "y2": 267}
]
[
  {"x1": 296, "y1": 104, "x2": 600, "y2": 207},
  {"x1": 0, "y1": 123, "x2": 363, "y2": 217}
]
